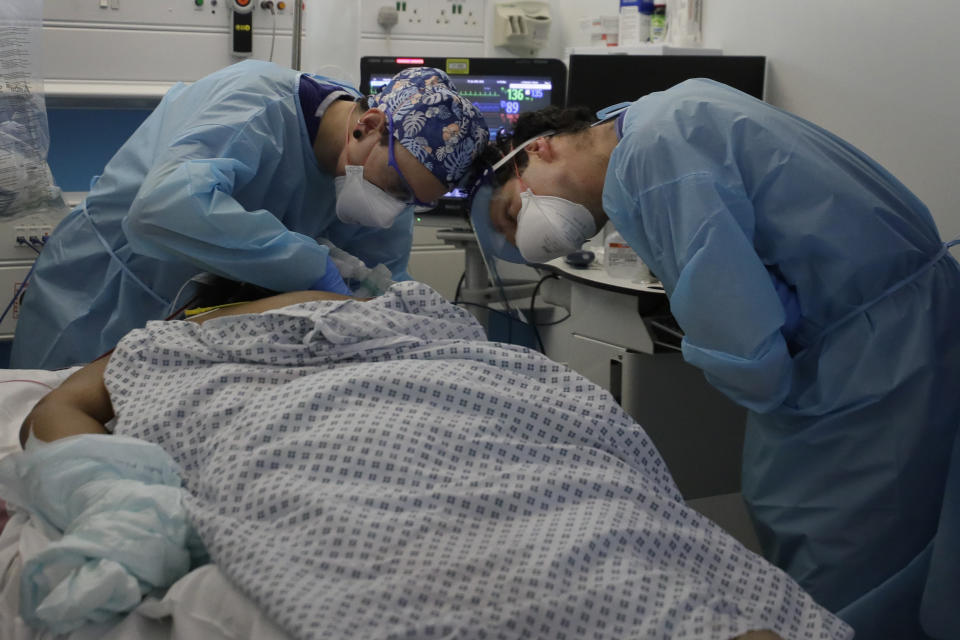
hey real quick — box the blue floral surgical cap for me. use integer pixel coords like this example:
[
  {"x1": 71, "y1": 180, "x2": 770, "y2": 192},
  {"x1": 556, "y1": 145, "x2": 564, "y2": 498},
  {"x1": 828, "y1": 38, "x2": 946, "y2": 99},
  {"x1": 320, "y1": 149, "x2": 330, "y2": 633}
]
[{"x1": 368, "y1": 67, "x2": 488, "y2": 188}]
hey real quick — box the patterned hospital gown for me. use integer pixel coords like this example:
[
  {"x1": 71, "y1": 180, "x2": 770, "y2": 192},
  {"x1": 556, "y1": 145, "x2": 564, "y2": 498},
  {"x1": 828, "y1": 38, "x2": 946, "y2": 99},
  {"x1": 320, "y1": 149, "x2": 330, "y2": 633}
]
[{"x1": 104, "y1": 282, "x2": 852, "y2": 640}]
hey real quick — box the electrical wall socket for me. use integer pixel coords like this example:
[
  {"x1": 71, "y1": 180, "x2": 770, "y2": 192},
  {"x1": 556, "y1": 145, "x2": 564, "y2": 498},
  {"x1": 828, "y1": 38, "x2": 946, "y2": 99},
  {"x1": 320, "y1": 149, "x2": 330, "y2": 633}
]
[
  {"x1": 12, "y1": 224, "x2": 53, "y2": 246},
  {"x1": 361, "y1": 0, "x2": 483, "y2": 39},
  {"x1": 0, "y1": 263, "x2": 32, "y2": 335}
]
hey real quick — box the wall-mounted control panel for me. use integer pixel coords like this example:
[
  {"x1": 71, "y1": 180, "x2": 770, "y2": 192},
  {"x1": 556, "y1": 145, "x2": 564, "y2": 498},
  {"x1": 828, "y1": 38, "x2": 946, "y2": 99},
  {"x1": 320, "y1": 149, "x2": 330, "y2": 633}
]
[{"x1": 43, "y1": 0, "x2": 300, "y2": 84}]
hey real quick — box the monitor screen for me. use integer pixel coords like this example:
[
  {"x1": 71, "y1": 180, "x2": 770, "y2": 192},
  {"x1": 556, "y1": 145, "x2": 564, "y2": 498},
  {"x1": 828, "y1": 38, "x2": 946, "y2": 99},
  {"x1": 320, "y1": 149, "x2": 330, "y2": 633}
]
[
  {"x1": 567, "y1": 55, "x2": 766, "y2": 114},
  {"x1": 360, "y1": 57, "x2": 566, "y2": 215},
  {"x1": 367, "y1": 72, "x2": 557, "y2": 144}
]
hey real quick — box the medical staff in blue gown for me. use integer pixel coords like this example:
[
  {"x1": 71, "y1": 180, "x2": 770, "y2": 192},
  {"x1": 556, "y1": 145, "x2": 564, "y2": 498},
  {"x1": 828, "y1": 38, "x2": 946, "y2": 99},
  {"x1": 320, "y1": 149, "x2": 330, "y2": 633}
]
[
  {"x1": 481, "y1": 79, "x2": 960, "y2": 640},
  {"x1": 12, "y1": 61, "x2": 487, "y2": 370}
]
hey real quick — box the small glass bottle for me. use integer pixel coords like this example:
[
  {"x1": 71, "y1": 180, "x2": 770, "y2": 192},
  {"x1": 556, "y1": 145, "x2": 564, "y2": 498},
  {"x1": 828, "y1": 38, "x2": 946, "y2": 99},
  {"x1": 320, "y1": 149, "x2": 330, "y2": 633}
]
[
  {"x1": 604, "y1": 228, "x2": 654, "y2": 282},
  {"x1": 605, "y1": 229, "x2": 640, "y2": 278},
  {"x1": 650, "y1": 2, "x2": 667, "y2": 43}
]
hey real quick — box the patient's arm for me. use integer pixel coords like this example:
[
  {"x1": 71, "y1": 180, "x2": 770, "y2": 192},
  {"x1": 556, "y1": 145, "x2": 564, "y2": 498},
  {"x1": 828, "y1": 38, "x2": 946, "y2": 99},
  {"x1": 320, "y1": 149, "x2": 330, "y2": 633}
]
[
  {"x1": 21, "y1": 354, "x2": 114, "y2": 445},
  {"x1": 20, "y1": 290, "x2": 354, "y2": 447}
]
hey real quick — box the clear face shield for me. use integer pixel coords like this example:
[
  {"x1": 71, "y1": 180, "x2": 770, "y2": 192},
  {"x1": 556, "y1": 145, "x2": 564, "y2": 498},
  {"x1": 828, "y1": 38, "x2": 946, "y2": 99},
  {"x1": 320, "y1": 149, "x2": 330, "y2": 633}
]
[
  {"x1": 437, "y1": 156, "x2": 525, "y2": 334},
  {"x1": 469, "y1": 182, "x2": 525, "y2": 293},
  {"x1": 467, "y1": 130, "x2": 553, "y2": 269},
  {"x1": 468, "y1": 101, "x2": 633, "y2": 267},
  {"x1": 463, "y1": 101, "x2": 633, "y2": 323},
  {"x1": 384, "y1": 112, "x2": 440, "y2": 210}
]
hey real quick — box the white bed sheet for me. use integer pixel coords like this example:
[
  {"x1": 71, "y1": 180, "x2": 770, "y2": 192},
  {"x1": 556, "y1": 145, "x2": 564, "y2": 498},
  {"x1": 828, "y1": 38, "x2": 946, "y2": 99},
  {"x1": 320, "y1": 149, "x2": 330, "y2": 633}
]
[{"x1": 0, "y1": 368, "x2": 290, "y2": 640}]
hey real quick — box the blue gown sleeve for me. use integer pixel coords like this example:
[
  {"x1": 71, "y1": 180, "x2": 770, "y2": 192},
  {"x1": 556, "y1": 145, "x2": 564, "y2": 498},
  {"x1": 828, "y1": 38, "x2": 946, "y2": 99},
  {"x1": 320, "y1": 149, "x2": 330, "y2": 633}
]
[
  {"x1": 123, "y1": 121, "x2": 329, "y2": 292},
  {"x1": 610, "y1": 169, "x2": 793, "y2": 413}
]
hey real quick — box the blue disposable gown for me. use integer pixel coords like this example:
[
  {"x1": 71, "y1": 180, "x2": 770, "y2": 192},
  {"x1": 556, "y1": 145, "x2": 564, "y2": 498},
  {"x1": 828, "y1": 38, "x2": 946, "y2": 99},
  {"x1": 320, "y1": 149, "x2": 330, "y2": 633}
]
[
  {"x1": 11, "y1": 60, "x2": 414, "y2": 370},
  {"x1": 601, "y1": 78, "x2": 960, "y2": 639}
]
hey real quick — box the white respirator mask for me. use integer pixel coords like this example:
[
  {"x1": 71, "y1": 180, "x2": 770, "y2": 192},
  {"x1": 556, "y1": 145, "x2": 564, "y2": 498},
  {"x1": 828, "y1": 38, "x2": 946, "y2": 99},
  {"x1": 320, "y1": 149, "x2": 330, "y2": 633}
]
[
  {"x1": 334, "y1": 103, "x2": 411, "y2": 229},
  {"x1": 514, "y1": 189, "x2": 597, "y2": 264},
  {"x1": 334, "y1": 165, "x2": 409, "y2": 229}
]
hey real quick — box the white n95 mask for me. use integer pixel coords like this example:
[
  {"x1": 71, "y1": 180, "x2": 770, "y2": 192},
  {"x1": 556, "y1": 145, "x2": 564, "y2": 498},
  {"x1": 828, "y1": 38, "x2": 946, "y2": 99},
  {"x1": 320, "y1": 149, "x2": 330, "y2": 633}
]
[
  {"x1": 334, "y1": 165, "x2": 410, "y2": 228},
  {"x1": 514, "y1": 190, "x2": 597, "y2": 264}
]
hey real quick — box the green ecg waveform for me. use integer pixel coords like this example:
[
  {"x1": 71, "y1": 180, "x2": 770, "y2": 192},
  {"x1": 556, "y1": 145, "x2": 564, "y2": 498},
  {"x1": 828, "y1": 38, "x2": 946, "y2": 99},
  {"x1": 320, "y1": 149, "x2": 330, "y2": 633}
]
[{"x1": 459, "y1": 90, "x2": 501, "y2": 98}]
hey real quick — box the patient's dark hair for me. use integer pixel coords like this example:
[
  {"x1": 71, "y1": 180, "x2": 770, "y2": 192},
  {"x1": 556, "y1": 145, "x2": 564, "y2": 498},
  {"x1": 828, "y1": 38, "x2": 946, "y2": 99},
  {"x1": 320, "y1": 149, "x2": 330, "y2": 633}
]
[{"x1": 488, "y1": 105, "x2": 595, "y2": 186}]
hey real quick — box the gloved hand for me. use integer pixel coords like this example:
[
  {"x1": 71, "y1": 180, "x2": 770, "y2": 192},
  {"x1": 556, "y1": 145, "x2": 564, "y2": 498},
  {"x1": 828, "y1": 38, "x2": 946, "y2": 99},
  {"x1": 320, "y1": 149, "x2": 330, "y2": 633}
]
[
  {"x1": 767, "y1": 267, "x2": 801, "y2": 338},
  {"x1": 309, "y1": 255, "x2": 353, "y2": 296},
  {"x1": 320, "y1": 240, "x2": 396, "y2": 298}
]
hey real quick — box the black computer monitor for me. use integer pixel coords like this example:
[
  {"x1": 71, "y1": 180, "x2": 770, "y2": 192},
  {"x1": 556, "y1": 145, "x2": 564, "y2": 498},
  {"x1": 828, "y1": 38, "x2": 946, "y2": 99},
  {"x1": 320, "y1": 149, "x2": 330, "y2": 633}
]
[
  {"x1": 359, "y1": 56, "x2": 567, "y2": 219},
  {"x1": 566, "y1": 54, "x2": 766, "y2": 114}
]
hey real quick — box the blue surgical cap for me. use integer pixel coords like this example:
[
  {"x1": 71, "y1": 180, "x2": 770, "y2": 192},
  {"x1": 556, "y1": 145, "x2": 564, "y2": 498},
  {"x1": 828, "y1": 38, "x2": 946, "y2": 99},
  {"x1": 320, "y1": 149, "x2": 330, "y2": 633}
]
[{"x1": 369, "y1": 67, "x2": 488, "y2": 188}]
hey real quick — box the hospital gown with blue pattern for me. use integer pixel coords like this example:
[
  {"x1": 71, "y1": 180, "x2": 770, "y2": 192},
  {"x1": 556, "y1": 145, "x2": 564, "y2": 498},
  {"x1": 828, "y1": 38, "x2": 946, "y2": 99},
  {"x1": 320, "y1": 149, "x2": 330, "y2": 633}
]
[{"x1": 99, "y1": 281, "x2": 851, "y2": 640}]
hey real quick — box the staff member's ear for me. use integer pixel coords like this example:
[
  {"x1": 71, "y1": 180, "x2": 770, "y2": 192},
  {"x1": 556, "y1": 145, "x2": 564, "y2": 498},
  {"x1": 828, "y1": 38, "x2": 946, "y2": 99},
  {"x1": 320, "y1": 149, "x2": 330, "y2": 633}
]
[{"x1": 350, "y1": 109, "x2": 387, "y2": 150}]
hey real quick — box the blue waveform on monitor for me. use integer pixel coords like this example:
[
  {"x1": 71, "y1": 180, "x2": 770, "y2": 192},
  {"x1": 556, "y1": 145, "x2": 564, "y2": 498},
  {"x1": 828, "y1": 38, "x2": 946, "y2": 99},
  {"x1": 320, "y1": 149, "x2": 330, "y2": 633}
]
[{"x1": 474, "y1": 102, "x2": 506, "y2": 113}]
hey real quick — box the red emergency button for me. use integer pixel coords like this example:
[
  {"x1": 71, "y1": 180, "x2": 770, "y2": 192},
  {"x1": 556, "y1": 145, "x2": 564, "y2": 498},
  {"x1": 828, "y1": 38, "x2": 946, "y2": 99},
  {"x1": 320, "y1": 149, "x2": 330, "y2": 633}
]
[{"x1": 235, "y1": 0, "x2": 251, "y2": 6}]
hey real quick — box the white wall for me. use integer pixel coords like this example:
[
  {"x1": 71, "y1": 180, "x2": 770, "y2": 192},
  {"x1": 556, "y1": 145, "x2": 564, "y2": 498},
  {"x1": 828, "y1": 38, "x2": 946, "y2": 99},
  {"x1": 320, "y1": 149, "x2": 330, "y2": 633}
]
[
  {"x1": 700, "y1": 1, "x2": 960, "y2": 240},
  {"x1": 487, "y1": 0, "x2": 960, "y2": 239},
  {"x1": 308, "y1": 1, "x2": 960, "y2": 239},
  {"x1": 304, "y1": 2, "x2": 361, "y2": 86}
]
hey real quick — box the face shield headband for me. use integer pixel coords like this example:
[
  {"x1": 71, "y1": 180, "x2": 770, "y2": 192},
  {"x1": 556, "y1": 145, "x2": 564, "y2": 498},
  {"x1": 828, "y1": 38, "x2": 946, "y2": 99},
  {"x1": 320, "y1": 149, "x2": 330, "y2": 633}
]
[{"x1": 593, "y1": 101, "x2": 632, "y2": 126}]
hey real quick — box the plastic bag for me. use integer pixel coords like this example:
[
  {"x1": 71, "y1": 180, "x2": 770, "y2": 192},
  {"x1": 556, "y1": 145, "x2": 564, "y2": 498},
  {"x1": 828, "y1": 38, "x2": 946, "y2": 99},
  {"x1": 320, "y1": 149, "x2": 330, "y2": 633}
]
[
  {"x1": 665, "y1": 0, "x2": 702, "y2": 47},
  {"x1": 0, "y1": 0, "x2": 63, "y2": 219},
  {"x1": 0, "y1": 434, "x2": 204, "y2": 634},
  {"x1": 320, "y1": 240, "x2": 396, "y2": 298}
]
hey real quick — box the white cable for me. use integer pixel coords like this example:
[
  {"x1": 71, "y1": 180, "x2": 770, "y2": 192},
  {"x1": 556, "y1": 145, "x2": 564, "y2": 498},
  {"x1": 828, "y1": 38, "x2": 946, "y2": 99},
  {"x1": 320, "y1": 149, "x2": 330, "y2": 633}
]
[
  {"x1": 166, "y1": 278, "x2": 194, "y2": 318},
  {"x1": 268, "y1": 5, "x2": 277, "y2": 63}
]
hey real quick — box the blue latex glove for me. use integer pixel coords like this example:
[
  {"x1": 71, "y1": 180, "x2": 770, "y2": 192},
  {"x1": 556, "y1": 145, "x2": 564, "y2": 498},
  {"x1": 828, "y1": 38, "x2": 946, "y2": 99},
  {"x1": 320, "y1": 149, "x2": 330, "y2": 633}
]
[
  {"x1": 767, "y1": 267, "x2": 802, "y2": 338},
  {"x1": 309, "y1": 255, "x2": 353, "y2": 296}
]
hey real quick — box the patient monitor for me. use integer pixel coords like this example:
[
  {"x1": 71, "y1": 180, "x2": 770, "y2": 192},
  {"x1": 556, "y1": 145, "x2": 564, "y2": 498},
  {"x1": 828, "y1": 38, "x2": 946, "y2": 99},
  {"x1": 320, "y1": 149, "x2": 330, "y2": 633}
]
[
  {"x1": 361, "y1": 56, "x2": 565, "y2": 339},
  {"x1": 359, "y1": 56, "x2": 566, "y2": 223}
]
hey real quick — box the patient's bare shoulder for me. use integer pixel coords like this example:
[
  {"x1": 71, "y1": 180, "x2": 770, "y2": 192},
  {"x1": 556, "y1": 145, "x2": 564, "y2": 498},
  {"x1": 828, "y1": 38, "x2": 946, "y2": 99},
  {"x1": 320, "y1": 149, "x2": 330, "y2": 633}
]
[
  {"x1": 735, "y1": 632, "x2": 783, "y2": 640},
  {"x1": 190, "y1": 291, "x2": 355, "y2": 323}
]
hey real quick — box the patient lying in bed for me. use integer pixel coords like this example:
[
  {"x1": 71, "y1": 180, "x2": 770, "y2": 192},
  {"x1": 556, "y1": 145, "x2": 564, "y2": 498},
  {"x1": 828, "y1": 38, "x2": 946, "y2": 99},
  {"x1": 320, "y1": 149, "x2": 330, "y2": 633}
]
[{"x1": 4, "y1": 282, "x2": 851, "y2": 640}]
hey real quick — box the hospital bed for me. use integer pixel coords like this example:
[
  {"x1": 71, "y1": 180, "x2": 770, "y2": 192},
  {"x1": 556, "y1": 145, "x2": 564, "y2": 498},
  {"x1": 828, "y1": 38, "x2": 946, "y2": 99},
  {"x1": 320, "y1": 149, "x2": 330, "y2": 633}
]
[
  {"x1": 0, "y1": 371, "x2": 262, "y2": 639},
  {"x1": 1, "y1": 368, "x2": 295, "y2": 640},
  {"x1": 0, "y1": 283, "x2": 851, "y2": 640}
]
